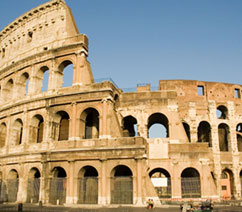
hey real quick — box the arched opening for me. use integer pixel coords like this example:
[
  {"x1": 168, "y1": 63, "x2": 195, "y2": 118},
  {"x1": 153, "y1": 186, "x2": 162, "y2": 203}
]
[
  {"x1": 221, "y1": 169, "x2": 234, "y2": 200},
  {"x1": 0, "y1": 123, "x2": 7, "y2": 148},
  {"x1": 27, "y1": 168, "x2": 40, "y2": 203},
  {"x1": 122, "y1": 116, "x2": 138, "y2": 137},
  {"x1": 197, "y1": 121, "x2": 212, "y2": 147},
  {"x1": 149, "y1": 168, "x2": 171, "y2": 198},
  {"x1": 78, "y1": 166, "x2": 98, "y2": 204},
  {"x1": 148, "y1": 113, "x2": 169, "y2": 138},
  {"x1": 218, "y1": 123, "x2": 230, "y2": 152},
  {"x1": 216, "y1": 105, "x2": 228, "y2": 119},
  {"x1": 58, "y1": 60, "x2": 73, "y2": 88},
  {"x1": 111, "y1": 165, "x2": 133, "y2": 204},
  {"x1": 4, "y1": 79, "x2": 14, "y2": 101},
  {"x1": 80, "y1": 108, "x2": 99, "y2": 139},
  {"x1": 7, "y1": 170, "x2": 19, "y2": 202},
  {"x1": 182, "y1": 122, "x2": 191, "y2": 142},
  {"x1": 236, "y1": 124, "x2": 242, "y2": 152},
  {"x1": 57, "y1": 111, "x2": 69, "y2": 141},
  {"x1": 49, "y1": 167, "x2": 67, "y2": 205},
  {"x1": 36, "y1": 66, "x2": 49, "y2": 92},
  {"x1": 0, "y1": 172, "x2": 6, "y2": 203},
  {"x1": 12, "y1": 119, "x2": 23, "y2": 145},
  {"x1": 181, "y1": 168, "x2": 201, "y2": 198},
  {"x1": 29, "y1": 115, "x2": 44, "y2": 143},
  {"x1": 19, "y1": 72, "x2": 29, "y2": 97}
]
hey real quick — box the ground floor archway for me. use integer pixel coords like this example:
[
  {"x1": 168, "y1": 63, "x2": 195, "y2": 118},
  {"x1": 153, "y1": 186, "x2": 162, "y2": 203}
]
[
  {"x1": 77, "y1": 166, "x2": 98, "y2": 204},
  {"x1": 149, "y1": 168, "x2": 171, "y2": 198},
  {"x1": 181, "y1": 168, "x2": 201, "y2": 198},
  {"x1": 49, "y1": 167, "x2": 66, "y2": 205},
  {"x1": 111, "y1": 165, "x2": 133, "y2": 204},
  {"x1": 27, "y1": 168, "x2": 40, "y2": 203}
]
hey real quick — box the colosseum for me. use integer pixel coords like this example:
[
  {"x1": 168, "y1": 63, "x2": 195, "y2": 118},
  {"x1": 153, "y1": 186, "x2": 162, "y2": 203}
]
[{"x1": 0, "y1": 0, "x2": 241, "y2": 207}]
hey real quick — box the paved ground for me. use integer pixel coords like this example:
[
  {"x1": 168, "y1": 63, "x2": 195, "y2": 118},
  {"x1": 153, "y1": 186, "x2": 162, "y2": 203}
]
[{"x1": 0, "y1": 204, "x2": 241, "y2": 212}]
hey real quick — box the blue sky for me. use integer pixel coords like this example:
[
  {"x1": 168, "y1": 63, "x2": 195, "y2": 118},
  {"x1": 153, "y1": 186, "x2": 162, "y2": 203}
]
[{"x1": 0, "y1": 0, "x2": 242, "y2": 90}]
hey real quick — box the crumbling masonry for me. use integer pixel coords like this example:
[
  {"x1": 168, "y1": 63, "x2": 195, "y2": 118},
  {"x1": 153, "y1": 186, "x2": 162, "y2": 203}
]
[{"x1": 0, "y1": 0, "x2": 241, "y2": 206}]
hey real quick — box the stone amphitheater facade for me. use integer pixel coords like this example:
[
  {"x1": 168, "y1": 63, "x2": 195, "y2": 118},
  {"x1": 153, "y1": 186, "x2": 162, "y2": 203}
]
[{"x1": 0, "y1": 0, "x2": 242, "y2": 206}]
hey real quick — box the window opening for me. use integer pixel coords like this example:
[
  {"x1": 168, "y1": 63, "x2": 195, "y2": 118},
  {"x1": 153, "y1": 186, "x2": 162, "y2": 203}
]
[{"x1": 197, "y1": 85, "x2": 204, "y2": 96}]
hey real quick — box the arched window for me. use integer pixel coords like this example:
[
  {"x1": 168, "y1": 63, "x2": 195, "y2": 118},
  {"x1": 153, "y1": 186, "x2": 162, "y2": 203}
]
[
  {"x1": 36, "y1": 66, "x2": 49, "y2": 93},
  {"x1": 148, "y1": 113, "x2": 169, "y2": 138},
  {"x1": 149, "y1": 168, "x2": 171, "y2": 198},
  {"x1": 12, "y1": 119, "x2": 23, "y2": 145},
  {"x1": 181, "y1": 168, "x2": 201, "y2": 198},
  {"x1": 122, "y1": 116, "x2": 138, "y2": 137},
  {"x1": 216, "y1": 105, "x2": 228, "y2": 119},
  {"x1": 27, "y1": 168, "x2": 40, "y2": 203},
  {"x1": 218, "y1": 123, "x2": 230, "y2": 152},
  {"x1": 49, "y1": 167, "x2": 67, "y2": 205},
  {"x1": 7, "y1": 170, "x2": 19, "y2": 202},
  {"x1": 29, "y1": 115, "x2": 44, "y2": 143},
  {"x1": 111, "y1": 165, "x2": 133, "y2": 204},
  {"x1": 57, "y1": 111, "x2": 69, "y2": 141},
  {"x1": 236, "y1": 124, "x2": 242, "y2": 152},
  {"x1": 182, "y1": 122, "x2": 191, "y2": 142},
  {"x1": 58, "y1": 60, "x2": 73, "y2": 88},
  {"x1": 78, "y1": 166, "x2": 98, "y2": 204},
  {"x1": 197, "y1": 121, "x2": 212, "y2": 147},
  {"x1": 4, "y1": 79, "x2": 14, "y2": 101},
  {"x1": 19, "y1": 72, "x2": 29, "y2": 97},
  {"x1": 0, "y1": 123, "x2": 7, "y2": 148},
  {"x1": 80, "y1": 108, "x2": 99, "y2": 139}
]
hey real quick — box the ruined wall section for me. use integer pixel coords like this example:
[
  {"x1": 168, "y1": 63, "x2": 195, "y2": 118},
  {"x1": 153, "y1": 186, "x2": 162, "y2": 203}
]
[{"x1": 0, "y1": 0, "x2": 80, "y2": 70}]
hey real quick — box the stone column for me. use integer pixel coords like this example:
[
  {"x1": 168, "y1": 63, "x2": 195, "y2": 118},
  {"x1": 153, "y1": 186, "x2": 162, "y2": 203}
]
[
  {"x1": 135, "y1": 158, "x2": 144, "y2": 205},
  {"x1": 171, "y1": 161, "x2": 181, "y2": 198},
  {"x1": 69, "y1": 102, "x2": 77, "y2": 140},
  {"x1": 66, "y1": 161, "x2": 75, "y2": 204},
  {"x1": 99, "y1": 159, "x2": 107, "y2": 205}
]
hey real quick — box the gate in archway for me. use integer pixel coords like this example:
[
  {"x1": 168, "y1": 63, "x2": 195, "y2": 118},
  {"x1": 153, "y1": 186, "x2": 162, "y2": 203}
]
[
  {"x1": 111, "y1": 176, "x2": 133, "y2": 204},
  {"x1": 7, "y1": 179, "x2": 19, "y2": 202},
  {"x1": 181, "y1": 177, "x2": 201, "y2": 198},
  {"x1": 49, "y1": 178, "x2": 66, "y2": 205},
  {"x1": 26, "y1": 178, "x2": 40, "y2": 203},
  {"x1": 78, "y1": 177, "x2": 98, "y2": 204}
]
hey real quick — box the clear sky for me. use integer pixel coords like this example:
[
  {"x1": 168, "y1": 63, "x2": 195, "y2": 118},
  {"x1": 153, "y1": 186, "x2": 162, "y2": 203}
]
[{"x1": 0, "y1": 0, "x2": 242, "y2": 90}]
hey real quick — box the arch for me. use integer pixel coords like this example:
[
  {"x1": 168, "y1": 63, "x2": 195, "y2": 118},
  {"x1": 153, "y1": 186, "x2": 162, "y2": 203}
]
[
  {"x1": 4, "y1": 79, "x2": 14, "y2": 101},
  {"x1": 221, "y1": 169, "x2": 234, "y2": 200},
  {"x1": 12, "y1": 119, "x2": 23, "y2": 145},
  {"x1": 19, "y1": 72, "x2": 29, "y2": 97},
  {"x1": 122, "y1": 115, "x2": 138, "y2": 137},
  {"x1": 218, "y1": 123, "x2": 230, "y2": 152},
  {"x1": 56, "y1": 111, "x2": 69, "y2": 141},
  {"x1": 36, "y1": 66, "x2": 49, "y2": 92},
  {"x1": 27, "y1": 168, "x2": 40, "y2": 203},
  {"x1": 236, "y1": 123, "x2": 242, "y2": 152},
  {"x1": 58, "y1": 60, "x2": 73, "y2": 88},
  {"x1": 149, "y1": 168, "x2": 171, "y2": 198},
  {"x1": 197, "y1": 121, "x2": 212, "y2": 147},
  {"x1": 7, "y1": 169, "x2": 19, "y2": 202},
  {"x1": 77, "y1": 166, "x2": 98, "y2": 204},
  {"x1": 29, "y1": 115, "x2": 44, "y2": 143},
  {"x1": 0, "y1": 171, "x2": 6, "y2": 202},
  {"x1": 0, "y1": 123, "x2": 7, "y2": 148},
  {"x1": 182, "y1": 122, "x2": 191, "y2": 142},
  {"x1": 49, "y1": 167, "x2": 67, "y2": 205},
  {"x1": 181, "y1": 168, "x2": 201, "y2": 198},
  {"x1": 216, "y1": 105, "x2": 228, "y2": 119},
  {"x1": 111, "y1": 165, "x2": 133, "y2": 204},
  {"x1": 80, "y1": 108, "x2": 99, "y2": 139},
  {"x1": 148, "y1": 113, "x2": 169, "y2": 138}
]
